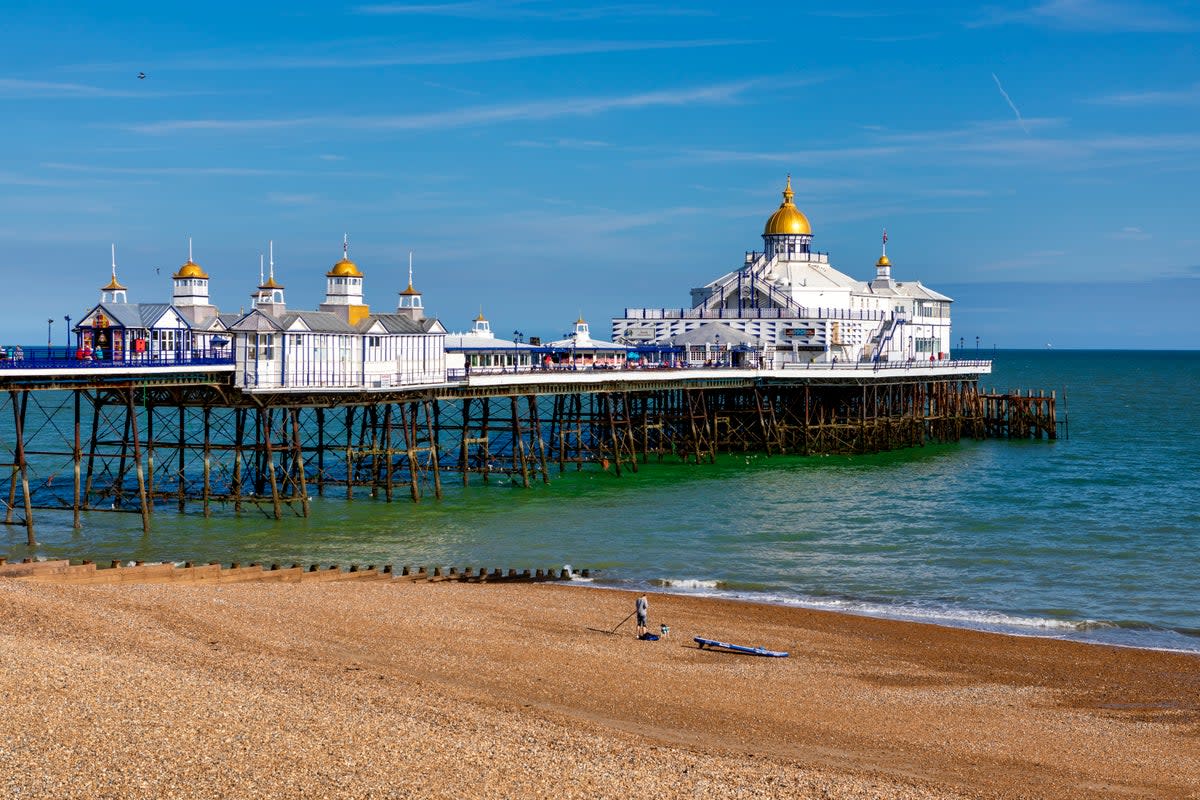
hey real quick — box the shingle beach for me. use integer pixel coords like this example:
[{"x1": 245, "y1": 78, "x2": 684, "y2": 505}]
[{"x1": 1, "y1": 579, "x2": 1197, "y2": 799}]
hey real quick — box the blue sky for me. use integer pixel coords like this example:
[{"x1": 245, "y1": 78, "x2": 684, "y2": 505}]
[{"x1": 2, "y1": 0, "x2": 1198, "y2": 348}]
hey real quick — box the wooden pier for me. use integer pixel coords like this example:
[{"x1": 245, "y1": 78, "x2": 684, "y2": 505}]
[{"x1": 0, "y1": 364, "x2": 1060, "y2": 543}]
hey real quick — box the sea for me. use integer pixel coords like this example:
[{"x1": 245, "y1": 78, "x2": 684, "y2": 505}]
[{"x1": 4, "y1": 349, "x2": 1199, "y2": 653}]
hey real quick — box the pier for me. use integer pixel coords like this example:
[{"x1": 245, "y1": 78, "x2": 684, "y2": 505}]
[{"x1": 0, "y1": 357, "x2": 1058, "y2": 544}]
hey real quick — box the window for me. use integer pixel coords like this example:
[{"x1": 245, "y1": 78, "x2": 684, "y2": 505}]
[{"x1": 250, "y1": 333, "x2": 275, "y2": 360}]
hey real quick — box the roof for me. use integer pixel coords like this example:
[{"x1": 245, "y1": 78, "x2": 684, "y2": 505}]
[
  {"x1": 653, "y1": 322, "x2": 758, "y2": 347},
  {"x1": 277, "y1": 311, "x2": 359, "y2": 333},
  {"x1": 83, "y1": 302, "x2": 188, "y2": 330},
  {"x1": 544, "y1": 334, "x2": 626, "y2": 351},
  {"x1": 444, "y1": 333, "x2": 536, "y2": 351},
  {"x1": 366, "y1": 314, "x2": 446, "y2": 335}
]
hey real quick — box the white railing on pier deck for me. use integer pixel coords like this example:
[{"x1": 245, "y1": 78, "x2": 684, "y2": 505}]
[{"x1": 620, "y1": 307, "x2": 891, "y2": 322}]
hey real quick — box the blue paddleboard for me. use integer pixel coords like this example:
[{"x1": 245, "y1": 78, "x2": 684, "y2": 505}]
[{"x1": 694, "y1": 636, "x2": 788, "y2": 658}]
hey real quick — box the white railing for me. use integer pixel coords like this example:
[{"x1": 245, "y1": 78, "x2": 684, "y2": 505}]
[{"x1": 620, "y1": 307, "x2": 892, "y2": 322}]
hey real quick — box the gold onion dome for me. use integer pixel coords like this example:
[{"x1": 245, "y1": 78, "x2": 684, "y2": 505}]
[
  {"x1": 876, "y1": 254, "x2": 891, "y2": 267},
  {"x1": 174, "y1": 259, "x2": 208, "y2": 280},
  {"x1": 328, "y1": 256, "x2": 362, "y2": 278},
  {"x1": 763, "y1": 175, "x2": 812, "y2": 236}
]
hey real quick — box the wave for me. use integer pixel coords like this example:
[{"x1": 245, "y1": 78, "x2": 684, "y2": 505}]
[
  {"x1": 654, "y1": 578, "x2": 725, "y2": 589},
  {"x1": 587, "y1": 573, "x2": 1200, "y2": 653}
]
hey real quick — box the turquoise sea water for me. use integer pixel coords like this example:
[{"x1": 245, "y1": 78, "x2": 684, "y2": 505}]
[{"x1": 5, "y1": 350, "x2": 1199, "y2": 652}]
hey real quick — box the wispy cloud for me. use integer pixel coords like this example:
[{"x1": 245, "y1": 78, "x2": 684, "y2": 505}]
[
  {"x1": 355, "y1": 1, "x2": 714, "y2": 20},
  {"x1": 267, "y1": 193, "x2": 320, "y2": 206},
  {"x1": 74, "y1": 39, "x2": 749, "y2": 73},
  {"x1": 991, "y1": 73, "x2": 1029, "y2": 133},
  {"x1": 975, "y1": 249, "x2": 1070, "y2": 272},
  {"x1": 1088, "y1": 83, "x2": 1200, "y2": 105},
  {"x1": 127, "y1": 81, "x2": 763, "y2": 135},
  {"x1": 41, "y1": 162, "x2": 387, "y2": 181},
  {"x1": 43, "y1": 162, "x2": 289, "y2": 177},
  {"x1": 0, "y1": 78, "x2": 152, "y2": 98},
  {"x1": 510, "y1": 138, "x2": 611, "y2": 149},
  {"x1": 972, "y1": 0, "x2": 1199, "y2": 32},
  {"x1": 1109, "y1": 226, "x2": 1151, "y2": 240}
]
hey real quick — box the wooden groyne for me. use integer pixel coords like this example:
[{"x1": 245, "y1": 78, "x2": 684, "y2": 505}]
[{"x1": 0, "y1": 556, "x2": 586, "y2": 585}]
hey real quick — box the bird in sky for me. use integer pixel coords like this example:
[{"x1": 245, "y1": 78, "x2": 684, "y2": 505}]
[{"x1": 137, "y1": 72, "x2": 146, "y2": 79}]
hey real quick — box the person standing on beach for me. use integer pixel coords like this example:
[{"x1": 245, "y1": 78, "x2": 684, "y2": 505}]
[{"x1": 635, "y1": 593, "x2": 648, "y2": 638}]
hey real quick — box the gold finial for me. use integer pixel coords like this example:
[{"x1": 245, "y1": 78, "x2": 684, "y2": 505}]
[
  {"x1": 475, "y1": 306, "x2": 486, "y2": 322},
  {"x1": 782, "y1": 174, "x2": 794, "y2": 204}
]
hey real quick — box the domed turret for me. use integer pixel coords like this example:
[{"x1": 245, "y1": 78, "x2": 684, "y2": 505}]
[
  {"x1": 101, "y1": 244, "x2": 128, "y2": 303},
  {"x1": 396, "y1": 252, "x2": 424, "y2": 321},
  {"x1": 762, "y1": 175, "x2": 813, "y2": 260},
  {"x1": 172, "y1": 239, "x2": 215, "y2": 322},
  {"x1": 872, "y1": 230, "x2": 894, "y2": 286},
  {"x1": 319, "y1": 235, "x2": 370, "y2": 324}
]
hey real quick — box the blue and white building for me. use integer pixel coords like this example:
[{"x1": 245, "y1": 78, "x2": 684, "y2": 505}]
[{"x1": 612, "y1": 177, "x2": 953, "y2": 366}]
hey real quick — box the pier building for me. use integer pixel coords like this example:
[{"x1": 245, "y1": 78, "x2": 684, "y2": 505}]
[{"x1": 612, "y1": 177, "x2": 952, "y2": 367}]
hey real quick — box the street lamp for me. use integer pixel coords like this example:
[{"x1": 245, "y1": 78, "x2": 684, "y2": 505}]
[
  {"x1": 64, "y1": 315, "x2": 72, "y2": 350},
  {"x1": 47, "y1": 318, "x2": 53, "y2": 349}
]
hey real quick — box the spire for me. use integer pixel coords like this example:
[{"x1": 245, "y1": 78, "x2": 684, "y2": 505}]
[
  {"x1": 783, "y1": 173, "x2": 794, "y2": 204},
  {"x1": 343, "y1": 232, "x2": 349, "y2": 260},
  {"x1": 101, "y1": 243, "x2": 128, "y2": 301},
  {"x1": 259, "y1": 253, "x2": 265, "y2": 286},
  {"x1": 395, "y1": 250, "x2": 424, "y2": 318},
  {"x1": 874, "y1": 228, "x2": 893, "y2": 282},
  {"x1": 188, "y1": 236, "x2": 193, "y2": 263},
  {"x1": 268, "y1": 240, "x2": 276, "y2": 283}
]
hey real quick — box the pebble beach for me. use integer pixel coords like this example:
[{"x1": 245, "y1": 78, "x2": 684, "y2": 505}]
[{"x1": 1, "y1": 579, "x2": 1197, "y2": 799}]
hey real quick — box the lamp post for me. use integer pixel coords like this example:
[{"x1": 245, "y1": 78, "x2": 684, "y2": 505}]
[
  {"x1": 47, "y1": 318, "x2": 53, "y2": 349},
  {"x1": 64, "y1": 315, "x2": 72, "y2": 350},
  {"x1": 975, "y1": 335, "x2": 980, "y2": 356}
]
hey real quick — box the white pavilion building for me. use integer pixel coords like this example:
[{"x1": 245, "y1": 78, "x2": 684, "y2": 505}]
[{"x1": 612, "y1": 177, "x2": 953, "y2": 366}]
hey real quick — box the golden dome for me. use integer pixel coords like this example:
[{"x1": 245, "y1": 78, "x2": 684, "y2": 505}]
[
  {"x1": 876, "y1": 254, "x2": 891, "y2": 268},
  {"x1": 173, "y1": 260, "x2": 208, "y2": 280},
  {"x1": 399, "y1": 282, "x2": 421, "y2": 296},
  {"x1": 763, "y1": 175, "x2": 812, "y2": 237},
  {"x1": 327, "y1": 256, "x2": 363, "y2": 278},
  {"x1": 102, "y1": 275, "x2": 126, "y2": 291}
]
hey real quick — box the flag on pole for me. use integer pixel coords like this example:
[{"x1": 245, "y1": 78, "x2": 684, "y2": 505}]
[{"x1": 882, "y1": 229, "x2": 888, "y2": 244}]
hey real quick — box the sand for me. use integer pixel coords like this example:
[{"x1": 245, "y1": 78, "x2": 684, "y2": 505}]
[{"x1": 0, "y1": 578, "x2": 1197, "y2": 799}]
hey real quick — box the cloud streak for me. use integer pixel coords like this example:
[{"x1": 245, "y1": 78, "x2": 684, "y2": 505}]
[
  {"x1": 972, "y1": 0, "x2": 1199, "y2": 33},
  {"x1": 74, "y1": 38, "x2": 749, "y2": 73},
  {"x1": 355, "y1": 1, "x2": 713, "y2": 20},
  {"x1": 991, "y1": 73, "x2": 1029, "y2": 133},
  {"x1": 1088, "y1": 83, "x2": 1200, "y2": 105},
  {"x1": 126, "y1": 81, "x2": 763, "y2": 135},
  {"x1": 0, "y1": 78, "x2": 155, "y2": 98}
]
